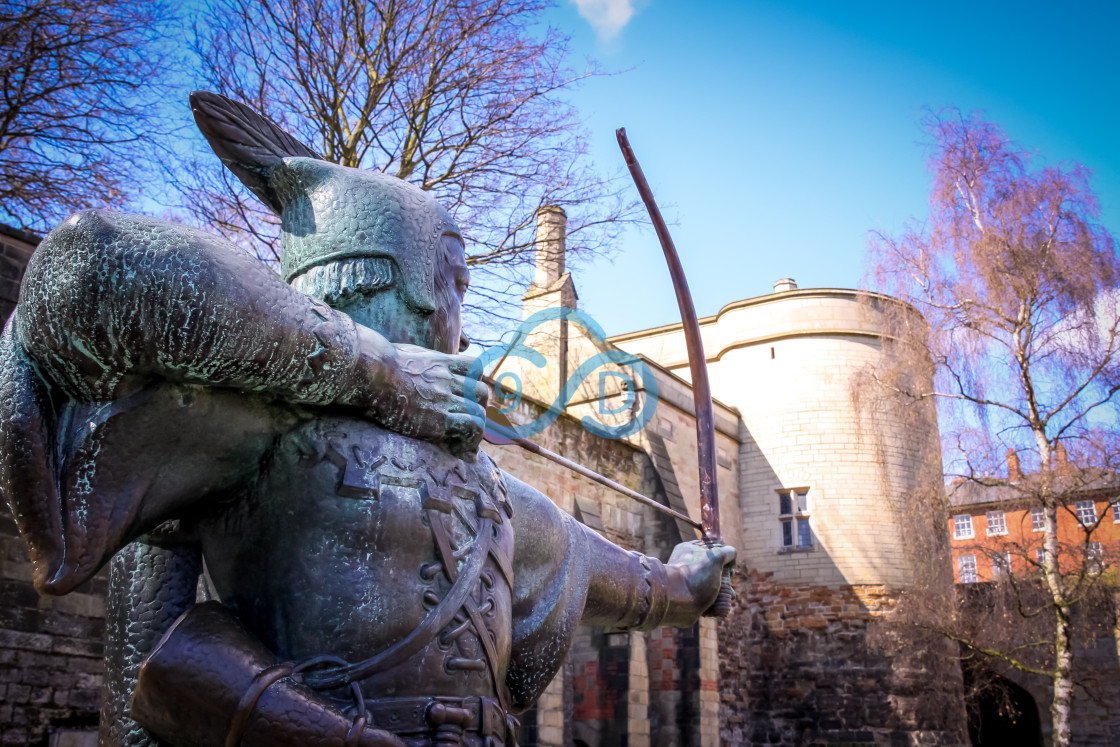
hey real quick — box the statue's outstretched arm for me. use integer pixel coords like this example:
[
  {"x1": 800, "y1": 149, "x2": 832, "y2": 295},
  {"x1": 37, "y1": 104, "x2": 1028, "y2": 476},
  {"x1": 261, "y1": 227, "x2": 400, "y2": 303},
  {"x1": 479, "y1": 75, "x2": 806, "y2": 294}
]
[
  {"x1": 3, "y1": 209, "x2": 484, "y2": 594},
  {"x1": 17, "y1": 210, "x2": 485, "y2": 454},
  {"x1": 503, "y1": 473, "x2": 733, "y2": 710}
]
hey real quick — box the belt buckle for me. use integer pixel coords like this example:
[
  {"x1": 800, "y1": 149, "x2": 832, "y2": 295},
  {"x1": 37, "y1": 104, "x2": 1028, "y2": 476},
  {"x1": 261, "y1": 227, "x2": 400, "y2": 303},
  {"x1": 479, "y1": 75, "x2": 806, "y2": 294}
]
[{"x1": 479, "y1": 696, "x2": 502, "y2": 738}]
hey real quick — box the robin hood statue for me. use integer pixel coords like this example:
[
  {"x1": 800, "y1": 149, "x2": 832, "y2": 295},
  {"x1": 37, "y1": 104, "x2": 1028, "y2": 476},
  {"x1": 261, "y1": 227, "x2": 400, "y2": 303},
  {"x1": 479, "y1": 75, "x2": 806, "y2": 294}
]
[{"x1": 0, "y1": 93, "x2": 734, "y2": 747}]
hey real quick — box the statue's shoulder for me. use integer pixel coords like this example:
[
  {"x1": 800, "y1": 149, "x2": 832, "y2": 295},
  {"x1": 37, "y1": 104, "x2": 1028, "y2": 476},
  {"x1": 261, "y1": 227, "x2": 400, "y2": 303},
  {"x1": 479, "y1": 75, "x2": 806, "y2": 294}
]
[
  {"x1": 23, "y1": 209, "x2": 256, "y2": 323},
  {"x1": 31, "y1": 209, "x2": 245, "y2": 274}
]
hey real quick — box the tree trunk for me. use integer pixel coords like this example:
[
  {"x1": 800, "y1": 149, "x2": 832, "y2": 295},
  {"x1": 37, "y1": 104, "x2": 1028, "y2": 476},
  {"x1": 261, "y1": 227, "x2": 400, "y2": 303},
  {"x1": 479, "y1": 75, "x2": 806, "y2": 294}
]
[
  {"x1": 1036, "y1": 437, "x2": 1074, "y2": 747},
  {"x1": 1050, "y1": 604, "x2": 1074, "y2": 747}
]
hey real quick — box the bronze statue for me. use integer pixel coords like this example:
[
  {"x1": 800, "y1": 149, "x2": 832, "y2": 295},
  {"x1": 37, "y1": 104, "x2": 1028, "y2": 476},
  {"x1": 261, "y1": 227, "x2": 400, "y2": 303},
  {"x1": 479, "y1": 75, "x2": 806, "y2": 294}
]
[{"x1": 0, "y1": 93, "x2": 734, "y2": 747}]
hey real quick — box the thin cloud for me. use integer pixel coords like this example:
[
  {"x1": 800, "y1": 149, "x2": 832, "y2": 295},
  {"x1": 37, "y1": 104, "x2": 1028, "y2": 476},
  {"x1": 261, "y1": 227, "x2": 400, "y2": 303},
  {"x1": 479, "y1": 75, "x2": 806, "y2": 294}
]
[{"x1": 572, "y1": 0, "x2": 641, "y2": 42}]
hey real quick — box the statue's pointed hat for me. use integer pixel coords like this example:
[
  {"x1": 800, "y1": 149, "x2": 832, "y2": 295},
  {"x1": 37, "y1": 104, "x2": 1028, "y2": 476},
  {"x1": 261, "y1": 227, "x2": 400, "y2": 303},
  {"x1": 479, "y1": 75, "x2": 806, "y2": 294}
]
[{"x1": 190, "y1": 91, "x2": 459, "y2": 312}]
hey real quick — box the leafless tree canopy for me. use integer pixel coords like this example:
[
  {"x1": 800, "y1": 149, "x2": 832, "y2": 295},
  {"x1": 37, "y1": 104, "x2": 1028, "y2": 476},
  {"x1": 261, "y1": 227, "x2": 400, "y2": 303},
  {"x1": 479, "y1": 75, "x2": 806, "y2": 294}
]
[
  {"x1": 180, "y1": 0, "x2": 637, "y2": 335},
  {"x1": 866, "y1": 109, "x2": 1120, "y2": 747},
  {"x1": 0, "y1": 0, "x2": 174, "y2": 232}
]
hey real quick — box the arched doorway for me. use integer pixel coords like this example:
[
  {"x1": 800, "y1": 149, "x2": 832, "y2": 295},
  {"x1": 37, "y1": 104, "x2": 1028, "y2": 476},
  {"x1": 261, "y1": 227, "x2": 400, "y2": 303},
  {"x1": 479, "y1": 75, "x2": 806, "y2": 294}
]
[{"x1": 967, "y1": 673, "x2": 1044, "y2": 747}]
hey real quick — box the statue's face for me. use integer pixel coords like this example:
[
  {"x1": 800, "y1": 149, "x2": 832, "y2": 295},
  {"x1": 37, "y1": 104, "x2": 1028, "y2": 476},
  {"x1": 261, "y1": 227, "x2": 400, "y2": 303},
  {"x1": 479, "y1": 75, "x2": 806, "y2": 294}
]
[{"x1": 342, "y1": 232, "x2": 469, "y2": 355}]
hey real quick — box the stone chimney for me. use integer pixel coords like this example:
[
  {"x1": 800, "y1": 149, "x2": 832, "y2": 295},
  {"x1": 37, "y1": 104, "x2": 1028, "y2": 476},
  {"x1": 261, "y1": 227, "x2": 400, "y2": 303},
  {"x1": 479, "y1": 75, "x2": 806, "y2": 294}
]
[
  {"x1": 773, "y1": 277, "x2": 797, "y2": 293},
  {"x1": 533, "y1": 206, "x2": 567, "y2": 288},
  {"x1": 517, "y1": 206, "x2": 577, "y2": 399},
  {"x1": 1054, "y1": 441, "x2": 1069, "y2": 473},
  {"x1": 1006, "y1": 449, "x2": 1021, "y2": 481}
]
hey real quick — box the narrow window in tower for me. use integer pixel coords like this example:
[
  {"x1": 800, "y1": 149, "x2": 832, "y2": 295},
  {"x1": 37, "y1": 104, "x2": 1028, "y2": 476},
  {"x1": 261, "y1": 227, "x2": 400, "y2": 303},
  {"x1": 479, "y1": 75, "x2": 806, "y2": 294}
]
[
  {"x1": 778, "y1": 488, "x2": 812, "y2": 550},
  {"x1": 958, "y1": 554, "x2": 978, "y2": 584}
]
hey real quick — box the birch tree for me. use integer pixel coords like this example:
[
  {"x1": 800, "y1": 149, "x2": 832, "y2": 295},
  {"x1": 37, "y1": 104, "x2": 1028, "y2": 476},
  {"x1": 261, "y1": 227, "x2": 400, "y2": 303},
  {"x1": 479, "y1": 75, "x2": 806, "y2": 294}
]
[{"x1": 868, "y1": 109, "x2": 1120, "y2": 747}]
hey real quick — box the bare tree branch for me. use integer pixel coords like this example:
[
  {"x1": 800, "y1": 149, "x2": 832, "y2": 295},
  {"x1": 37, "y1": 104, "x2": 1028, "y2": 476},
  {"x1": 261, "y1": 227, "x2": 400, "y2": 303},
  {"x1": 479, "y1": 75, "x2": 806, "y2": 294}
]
[
  {"x1": 172, "y1": 0, "x2": 640, "y2": 334},
  {"x1": 0, "y1": 0, "x2": 179, "y2": 231}
]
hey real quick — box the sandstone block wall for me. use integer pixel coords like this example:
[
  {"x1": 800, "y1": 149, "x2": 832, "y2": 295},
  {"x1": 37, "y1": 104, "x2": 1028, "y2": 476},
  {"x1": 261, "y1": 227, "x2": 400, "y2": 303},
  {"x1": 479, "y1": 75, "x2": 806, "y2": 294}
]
[
  {"x1": 489, "y1": 396, "x2": 721, "y2": 746},
  {"x1": 613, "y1": 290, "x2": 938, "y2": 589},
  {"x1": 1, "y1": 505, "x2": 105, "y2": 746}
]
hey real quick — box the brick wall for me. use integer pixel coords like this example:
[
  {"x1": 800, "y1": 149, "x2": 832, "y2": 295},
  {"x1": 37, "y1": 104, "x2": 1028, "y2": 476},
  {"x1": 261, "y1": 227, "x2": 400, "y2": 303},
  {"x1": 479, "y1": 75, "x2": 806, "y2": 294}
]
[
  {"x1": 0, "y1": 225, "x2": 103, "y2": 747},
  {"x1": 949, "y1": 494, "x2": 1120, "y2": 583}
]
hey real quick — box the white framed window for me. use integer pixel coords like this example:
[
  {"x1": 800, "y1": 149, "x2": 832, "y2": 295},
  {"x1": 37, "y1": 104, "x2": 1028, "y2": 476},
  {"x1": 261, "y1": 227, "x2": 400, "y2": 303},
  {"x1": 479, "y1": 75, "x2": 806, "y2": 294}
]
[
  {"x1": 986, "y1": 510, "x2": 1007, "y2": 536},
  {"x1": 953, "y1": 514, "x2": 974, "y2": 540},
  {"x1": 1035, "y1": 547, "x2": 1046, "y2": 566},
  {"x1": 992, "y1": 551, "x2": 1012, "y2": 577},
  {"x1": 1031, "y1": 507, "x2": 1046, "y2": 532},
  {"x1": 958, "y1": 554, "x2": 978, "y2": 584},
  {"x1": 779, "y1": 488, "x2": 812, "y2": 549},
  {"x1": 1112, "y1": 502, "x2": 1120, "y2": 523},
  {"x1": 1076, "y1": 500, "x2": 1097, "y2": 526}
]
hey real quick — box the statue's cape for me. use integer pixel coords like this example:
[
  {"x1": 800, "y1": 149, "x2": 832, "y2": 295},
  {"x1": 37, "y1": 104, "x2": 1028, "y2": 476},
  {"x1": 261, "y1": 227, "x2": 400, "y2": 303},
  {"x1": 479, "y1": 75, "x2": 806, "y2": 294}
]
[
  {"x1": 0, "y1": 317, "x2": 285, "y2": 595},
  {"x1": 0, "y1": 318, "x2": 69, "y2": 593}
]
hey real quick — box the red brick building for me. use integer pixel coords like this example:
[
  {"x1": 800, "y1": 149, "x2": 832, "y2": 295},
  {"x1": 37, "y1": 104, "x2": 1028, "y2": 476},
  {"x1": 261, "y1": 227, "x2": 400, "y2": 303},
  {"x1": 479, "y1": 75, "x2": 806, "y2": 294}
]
[
  {"x1": 945, "y1": 453, "x2": 1120, "y2": 745},
  {"x1": 947, "y1": 454, "x2": 1120, "y2": 584}
]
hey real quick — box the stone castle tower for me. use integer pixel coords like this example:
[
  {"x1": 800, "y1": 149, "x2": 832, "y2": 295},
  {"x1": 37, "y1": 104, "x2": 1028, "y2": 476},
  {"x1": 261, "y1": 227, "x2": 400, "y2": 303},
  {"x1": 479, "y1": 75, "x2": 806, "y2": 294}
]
[{"x1": 490, "y1": 209, "x2": 967, "y2": 745}]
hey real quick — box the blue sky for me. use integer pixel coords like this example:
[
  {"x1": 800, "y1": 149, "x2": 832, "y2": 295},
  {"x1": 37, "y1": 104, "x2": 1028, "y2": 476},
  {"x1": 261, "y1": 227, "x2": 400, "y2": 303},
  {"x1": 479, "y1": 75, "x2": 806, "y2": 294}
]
[{"x1": 545, "y1": 0, "x2": 1120, "y2": 335}]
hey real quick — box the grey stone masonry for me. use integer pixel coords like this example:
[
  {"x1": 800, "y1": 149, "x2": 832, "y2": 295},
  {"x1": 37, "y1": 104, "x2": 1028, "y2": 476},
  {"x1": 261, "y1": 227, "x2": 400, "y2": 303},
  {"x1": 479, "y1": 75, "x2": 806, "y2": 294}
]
[
  {"x1": 0, "y1": 223, "x2": 39, "y2": 325},
  {"x1": 1, "y1": 222, "x2": 101, "y2": 746},
  {"x1": 1, "y1": 503, "x2": 106, "y2": 746}
]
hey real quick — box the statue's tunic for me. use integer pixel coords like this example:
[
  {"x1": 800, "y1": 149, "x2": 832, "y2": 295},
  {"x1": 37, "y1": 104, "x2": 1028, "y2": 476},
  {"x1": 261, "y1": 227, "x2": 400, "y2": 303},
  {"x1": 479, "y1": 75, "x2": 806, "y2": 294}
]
[{"x1": 198, "y1": 418, "x2": 519, "y2": 711}]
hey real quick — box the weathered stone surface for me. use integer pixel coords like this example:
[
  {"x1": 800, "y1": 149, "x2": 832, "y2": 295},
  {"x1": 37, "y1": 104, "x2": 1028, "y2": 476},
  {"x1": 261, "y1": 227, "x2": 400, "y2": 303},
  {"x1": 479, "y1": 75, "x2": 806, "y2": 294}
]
[
  {"x1": 717, "y1": 571, "x2": 968, "y2": 746},
  {"x1": 0, "y1": 501, "x2": 102, "y2": 747}
]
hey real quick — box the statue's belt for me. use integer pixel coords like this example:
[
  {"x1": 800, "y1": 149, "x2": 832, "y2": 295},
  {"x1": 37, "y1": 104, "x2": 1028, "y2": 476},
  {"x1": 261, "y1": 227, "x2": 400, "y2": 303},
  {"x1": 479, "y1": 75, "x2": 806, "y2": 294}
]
[{"x1": 364, "y1": 695, "x2": 518, "y2": 743}]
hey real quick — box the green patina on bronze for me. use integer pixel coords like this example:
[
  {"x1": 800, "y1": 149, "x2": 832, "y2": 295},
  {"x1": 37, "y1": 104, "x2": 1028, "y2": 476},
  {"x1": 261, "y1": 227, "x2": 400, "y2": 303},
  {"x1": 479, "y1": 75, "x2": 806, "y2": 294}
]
[{"x1": 0, "y1": 92, "x2": 734, "y2": 747}]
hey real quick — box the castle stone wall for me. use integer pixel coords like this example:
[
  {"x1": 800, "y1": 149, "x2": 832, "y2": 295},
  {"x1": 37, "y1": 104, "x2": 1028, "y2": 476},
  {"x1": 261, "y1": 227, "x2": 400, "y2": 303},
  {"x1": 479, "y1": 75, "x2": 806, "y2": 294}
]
[
  {"x1": 487, "y1": 395, "x2": 722, "y2": 747},
  {"x1": 1, "y1": 478, "x2": 105, "y2": 746},
  {"x1": 718, "y1": 571, "x2": 967, "y2": 746},
  {"x1": 0, "y1": 227, "x2": 103, "y2": 747}
]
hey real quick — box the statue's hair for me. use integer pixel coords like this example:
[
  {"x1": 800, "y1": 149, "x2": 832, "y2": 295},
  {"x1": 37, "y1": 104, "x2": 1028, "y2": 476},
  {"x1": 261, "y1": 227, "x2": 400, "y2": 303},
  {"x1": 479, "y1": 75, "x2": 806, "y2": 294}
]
[{"x1": 289, "y1": 257, "x2": 395, "y2": 308}]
